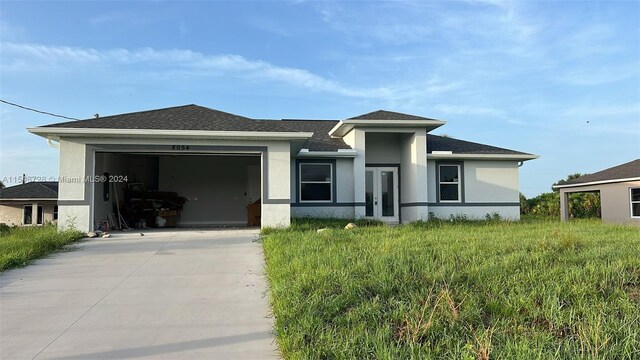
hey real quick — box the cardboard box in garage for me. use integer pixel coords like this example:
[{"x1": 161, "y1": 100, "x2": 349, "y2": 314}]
[{"x1": 157, "y1": 210, "x2": 179, "y2": 227}]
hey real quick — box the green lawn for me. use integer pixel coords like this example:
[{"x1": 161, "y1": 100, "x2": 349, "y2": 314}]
[
  {"x1": 0, "y1": 225, "x2": 85, "y2": 271},
  {"x1": 262, "y1": 218, "x2": 640, "y2": 359}
]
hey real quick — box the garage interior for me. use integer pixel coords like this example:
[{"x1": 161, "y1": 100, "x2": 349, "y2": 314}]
[{"x1": 93, "y1": 152, "x2": 261, "y2": 230}]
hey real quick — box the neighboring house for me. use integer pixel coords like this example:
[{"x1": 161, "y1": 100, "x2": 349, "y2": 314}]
[
  {"x1": 553, "y1": 159, "x2": 640, "y2": 225},
  {"x1": 28, "y1": 105, "x2": 537, "y2": 231},
  {"x1": 0, "y1": 182, "x2": 58, "y2": 226}
]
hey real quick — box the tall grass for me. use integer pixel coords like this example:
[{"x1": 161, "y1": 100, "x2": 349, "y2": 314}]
[
  {"x1": 0, "y1": 225, "x2": 85, "y2": 271},
  {"x1": 263, "y1": 219, "x2": 640, "y2": 359}
]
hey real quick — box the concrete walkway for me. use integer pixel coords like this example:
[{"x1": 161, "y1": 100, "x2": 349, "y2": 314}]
[{"x1": 0, "y1": 229, "x2": 277, "y2": 359}]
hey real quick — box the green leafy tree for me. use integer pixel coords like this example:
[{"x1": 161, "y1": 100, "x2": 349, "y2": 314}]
[
  {"x1": 521, "y1": 173, "x2": 601, "y2": 219},
  {"x1": 0, "y1": 180, "x2": 4, "y2": 189}
]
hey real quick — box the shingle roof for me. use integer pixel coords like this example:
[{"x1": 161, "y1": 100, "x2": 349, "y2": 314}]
[
  {"x1": 0, "y1": 182, "x2": 58, "y2": 199},
  {"x1": 348, "y1": 110, "x2": 437, "y2": 121},
  {"x1": 427, "y1": 134, "x2": 532, "y2": 155},
  {"x1": 38, "y1": 104, "x2": 530, "y2": 155},
  {"x1": 41, "y1": 104, "x2": 348, "y2": 151},
  {"x1": 558, "y1": 159, "x2": 640, "y2": 186}
]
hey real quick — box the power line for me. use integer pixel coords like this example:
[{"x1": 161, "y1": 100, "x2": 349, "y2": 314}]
[{"x1": 0, "y1": 99, "x2": 81, "y2": 121}]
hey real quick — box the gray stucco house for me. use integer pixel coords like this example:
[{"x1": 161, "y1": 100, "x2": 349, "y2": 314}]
[
  {"x1": 28, "y1": 105, "x2": 537, "y2": 231},
  {"x1": 553, "y1": 159, "x2": 640, "y2": 225}
]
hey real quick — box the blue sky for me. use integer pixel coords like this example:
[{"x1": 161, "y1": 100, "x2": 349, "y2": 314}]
[{"x1": 1, "y1": 0, "x2": 638, "y2": 197}]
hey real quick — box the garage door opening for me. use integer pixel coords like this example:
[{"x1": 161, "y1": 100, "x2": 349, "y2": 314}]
[{"x1": 92, "y1": 152, "x2": 261, "y2": 230}]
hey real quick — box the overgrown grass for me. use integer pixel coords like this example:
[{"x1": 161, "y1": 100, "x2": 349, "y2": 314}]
[
  {"x1": 262, "y1": 219, "x2": 640, "y2": 359},
  {"x1": 0, "y1": 225, "x2": 85, "y2": 271}
]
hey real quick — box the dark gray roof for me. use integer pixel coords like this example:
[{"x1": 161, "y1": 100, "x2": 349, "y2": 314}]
[
  {"x1": 348, "y1": 110, "x2": 436, "y2": 121},
  {"x1": 40, "y1": 104, "x2": 348, "y2": 152},
  {"x1": 427, "y1": 134, "x2": 532, "y2": 155},
  {"x1": 0, "y1": 182, "x2": 58, "y2": 199},
  {"x1": 559, "y1": 159, "x2": 640, "y2": 186},
  {"x1": 279, "y1": 120, "x2": 351, "y2": 151},
  {"x1": 39, "y1": 104, "x2": 530, "y2": 155}
]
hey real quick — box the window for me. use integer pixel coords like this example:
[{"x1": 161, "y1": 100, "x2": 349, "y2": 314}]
[
  {"x1": 438, "y1": 164, "x2": 461, "y2": 202},
  {"x1": 631, "y1": 188, "x2": 640, "y2": 217},
  {"x1": 53, "y1": 206, "x2": 58, "y2": 221},
  {"x1": 23, "y1": 205, "x2": 33, "y2": 225},
  {"x1": 299, "y1": 163, "x2": 333, "y2": 202}
]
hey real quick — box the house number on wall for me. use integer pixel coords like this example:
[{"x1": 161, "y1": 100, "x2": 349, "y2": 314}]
[{"x1": 171, "y1": 145, "x2": 190, "y2": 151}]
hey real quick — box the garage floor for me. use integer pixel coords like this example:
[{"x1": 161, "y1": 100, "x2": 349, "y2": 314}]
[{"x1": 0, "y1": 229, "x2": 278, "y2": 359}]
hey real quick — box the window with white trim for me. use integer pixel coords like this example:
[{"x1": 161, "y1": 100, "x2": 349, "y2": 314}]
[
  {"x1": 299, "y1": 163, "x2": 333, "y2": 202},
  {"x1": 631, "y1": 188, "x2": 640, "y2": 217},
  {"x1": 438, "y1": 164, "x2": 461, "y2": 202}
]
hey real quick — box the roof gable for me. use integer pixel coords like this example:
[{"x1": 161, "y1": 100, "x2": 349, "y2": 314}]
[
  {"x1": 348, "y1": 110, "x2": 436, "y2": 121},
  {"x1": 559, "y1": 159, "x2": 640, "y2": 186},
  {"x1": 0, "y1": 182, "x2": 58, "y2": 199}
]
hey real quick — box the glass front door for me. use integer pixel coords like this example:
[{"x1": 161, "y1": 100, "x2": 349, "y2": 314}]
[{"x1": 365, "y1": 167, "x2": 399, "y2": 223}]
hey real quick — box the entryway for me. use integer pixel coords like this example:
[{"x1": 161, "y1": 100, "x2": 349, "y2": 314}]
[{"x1": 365, "y1": 166, "x2": 399, "y2": 223}]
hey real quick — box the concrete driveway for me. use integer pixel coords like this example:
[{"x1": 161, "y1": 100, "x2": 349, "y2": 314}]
[{"x1": 0, "y1": 229, "x2": 277, "y2": 359}]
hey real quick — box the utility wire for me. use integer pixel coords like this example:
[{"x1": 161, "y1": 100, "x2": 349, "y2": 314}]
[{"x1": 0, "y1": 99, "x2": 81, "y2": 121}]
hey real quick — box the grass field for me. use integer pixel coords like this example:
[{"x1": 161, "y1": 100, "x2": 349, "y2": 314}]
[
  {"x1": 0, "y1": 225, "x2": 85, "y2": 271},
  {"x1": 262, "y1": 218, "x2": 640, "y2": 359}
]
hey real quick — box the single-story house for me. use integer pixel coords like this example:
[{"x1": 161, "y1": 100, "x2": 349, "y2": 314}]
[
  {"x1": 0, "y1": 182, "x2": 58, "y2": 226},
  {"x1": 28, "y1": 105, "x2": 537, "y2": 231},
  {"x1": 553, "y1": 159, "x2": 640, "y2": 225}
]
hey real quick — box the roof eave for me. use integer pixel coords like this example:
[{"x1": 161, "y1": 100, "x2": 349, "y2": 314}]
[
  {"x1": 329, "y1": 119, "x2": 447, "y2": 138},
  {"x1": 28, "y1": 127, "x2": 314, "y2": 141},
  {"x1": 427, "y1": 153, "x2": 539, "y2": 161},
  {"x1": 296, "y1": 149, "x2": 357, "y2": 158},
  {"x1": 552, "y1": 177, "x2": 640, "y2": 189}
]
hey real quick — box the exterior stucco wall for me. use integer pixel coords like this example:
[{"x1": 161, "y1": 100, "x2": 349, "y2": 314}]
[
  {"x1": 464, "y1": 161, "x2": 520, "y2": 203},
  {"x1": 291, "y1": 206, "x2": 355, "y2": 219},
  {"x1": 365, "y1": 132, "x2": 402, "y2": 164},
  {"x1": 400, "y1": 130, "x2": 429, "y2": 223},
  {"x1": 58, "y1": 139, "x2": 91, "y2": 230},
  {"x1": 0, "y1": 202, "x2": 56, "y2": 226},
  {"x1": 559, "y1": 180, "x2": 640, "y2": 225},
  {"x1": 427, "y1": 159, "x2": 521, "y2": 220}
]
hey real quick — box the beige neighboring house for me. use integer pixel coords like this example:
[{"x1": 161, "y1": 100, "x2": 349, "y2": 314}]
[
  {"x1": 553, "y1": 159, "x2": 640, "y2": 225},
  {"x1": 0, "y1": 182, "x2": 58, "y2": 226}
]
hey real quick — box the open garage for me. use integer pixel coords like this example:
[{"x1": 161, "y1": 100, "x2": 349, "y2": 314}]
[{"x1": 93, "y1": 152, "x2": 262, "y2": 230}]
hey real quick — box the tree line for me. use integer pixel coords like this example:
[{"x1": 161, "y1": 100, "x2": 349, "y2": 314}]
[{"x1": 520, "y1": 174, "x2": 601, "y2": 219}]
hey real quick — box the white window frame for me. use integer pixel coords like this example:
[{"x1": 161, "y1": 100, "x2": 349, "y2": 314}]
[
  {"x1": 438, "y1": 164, "x2": 462, "y2": 203},
  {"x1": 299, "y1": 163, "x2": 333, "y2": 203},
  {"x1": 630, "y1": 188, "x2": 640, "y2": 218}
]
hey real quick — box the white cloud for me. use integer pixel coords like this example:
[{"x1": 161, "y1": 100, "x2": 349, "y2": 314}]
[{"x1": 0, "y1": 42, "x2": 463, "y2": 101}]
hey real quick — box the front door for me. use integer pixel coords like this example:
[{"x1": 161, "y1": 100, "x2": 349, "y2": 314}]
[{"x1": 365, "y1": 167, "x2": 399, "y2": 223}]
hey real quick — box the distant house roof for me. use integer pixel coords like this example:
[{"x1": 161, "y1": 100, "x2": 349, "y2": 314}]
[
  {"x1": 0, "y1": 182, "x2": 58, "y2": 200},
  {"x1": 35, "y1": 104, "x2": 531, "y2": 156},
  {"x1": 348, "y1": 110, "x2": 437, "y2": 121},
  {"x1": 554, "y1": 159, "x2": 640, "y2": 188}
]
